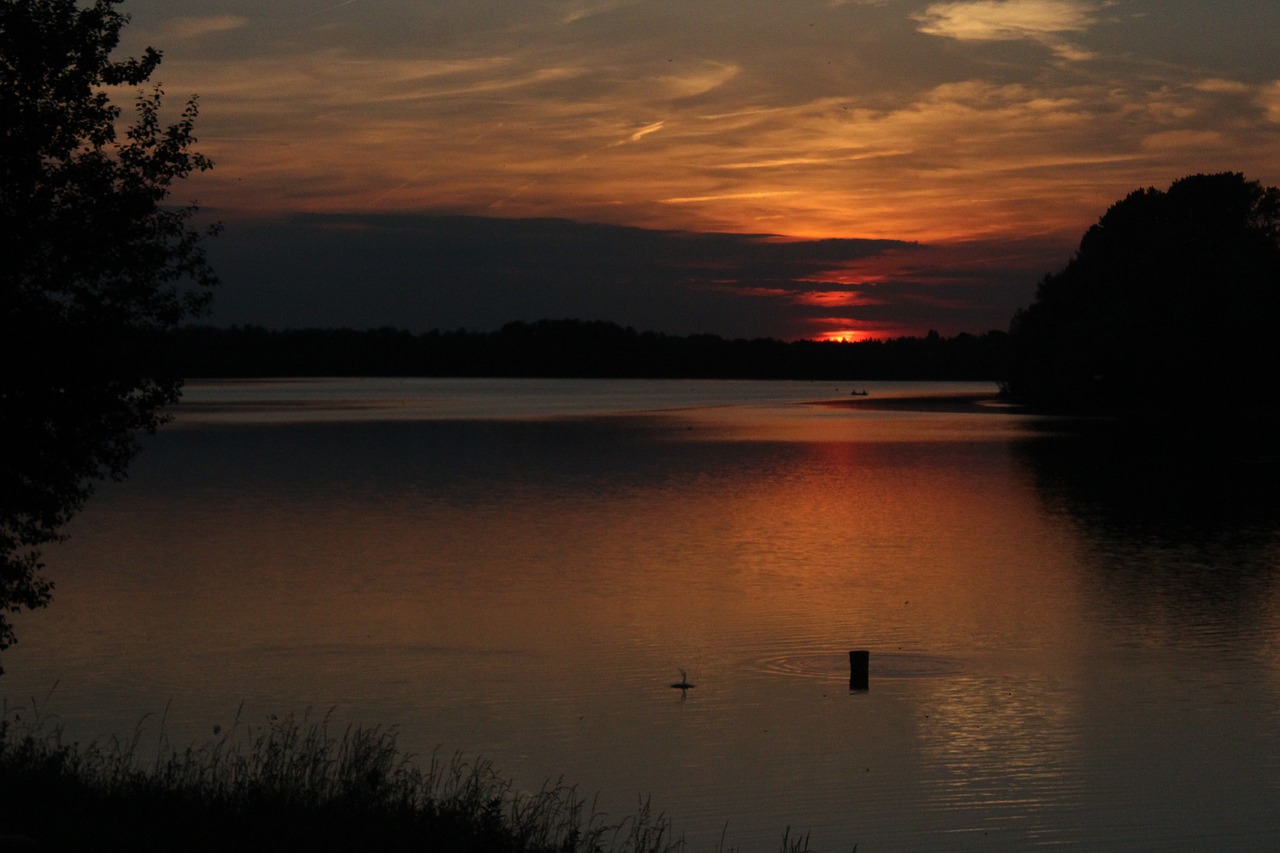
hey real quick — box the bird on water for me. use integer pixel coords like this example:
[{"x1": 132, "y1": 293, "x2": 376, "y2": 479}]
[{"x1": 670, "y1": 669, "x2": 694, "y2": 690}]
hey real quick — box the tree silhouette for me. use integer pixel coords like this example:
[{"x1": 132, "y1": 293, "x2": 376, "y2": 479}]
[
  {"x1": 1005, "y1": 173, "x2": 1280, "y2": 414},
  {"x1": 0, "y1": 0, "x2": 217, "y2": 661}
]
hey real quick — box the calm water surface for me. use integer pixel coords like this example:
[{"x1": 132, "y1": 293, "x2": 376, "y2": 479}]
[{"x1": 5, "y1": 378, "x2": 1280, "y2": 851}]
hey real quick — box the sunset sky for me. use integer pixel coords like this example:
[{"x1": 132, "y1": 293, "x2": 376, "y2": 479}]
[{"x1": 120, "y1": 0, "x2": 1280, "y2": 340}]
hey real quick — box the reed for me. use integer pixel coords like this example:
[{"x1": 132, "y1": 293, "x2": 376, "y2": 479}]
[{"x1": 0, "y1": 700, "x2": 827, "y2": 852}]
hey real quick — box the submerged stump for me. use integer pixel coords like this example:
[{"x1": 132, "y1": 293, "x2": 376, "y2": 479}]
[{"x1": 849, "y1": 650, "x2": 869, "y2": 690}]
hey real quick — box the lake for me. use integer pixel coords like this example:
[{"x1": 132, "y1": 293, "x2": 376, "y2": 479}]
[{"x1": 4, "y1": 378, "x2": 1280, "y2": 851}]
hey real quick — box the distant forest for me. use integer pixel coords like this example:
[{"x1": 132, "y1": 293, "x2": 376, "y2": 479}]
[{"x1": 169, "y1": 320, "x2": 1010, "y2": 381}]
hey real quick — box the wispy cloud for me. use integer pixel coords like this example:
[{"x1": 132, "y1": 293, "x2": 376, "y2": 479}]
[
  {"x1": 653, "y1": 62, "x2": 740, "y2": 99},
  {"x1": 307, "y1": 0, "x2": 366, "y2": 16},
  {"x1": 661, "y1": 191, "x2": 799, "y2": 205},
  {"x1": 1261, "y1": 81, "x2": 1280, "y2": 123},
  {"x1": 913, "y1": 0, "x2": 1103, "y2": 59},
  {"x1": 558, "y1": 0, "x2": 638, "y2": 25},
  {"x1": 913, "y1": 0, "x2": 1101, "y2": 39},
  {"x1": 149, "y1": 0, "x2": 1280, "y2": 259},
  {"x1": 162, "y1": 15, "x2": 249, "y2": 40},
  {"x1": 1140, "y1": 129, "x2": 1225, "y2": 152},
  {"x1": 1195, "y1": 78, "x2": 1250, "y2": 95},
  {"x1": 627, "y1": 121, "x2": 666, "y2": 142}
]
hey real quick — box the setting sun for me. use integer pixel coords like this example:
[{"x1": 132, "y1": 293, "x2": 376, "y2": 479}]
[{"x1": 813, "y1": 328, "x2": 881, "y2": 343}]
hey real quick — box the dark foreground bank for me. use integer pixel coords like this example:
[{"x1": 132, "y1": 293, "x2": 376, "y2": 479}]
[{"x1": 0, "y1": 710, "x2": 825, "y2": 853}]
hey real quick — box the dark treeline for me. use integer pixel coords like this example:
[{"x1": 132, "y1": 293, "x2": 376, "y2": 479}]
[
  {"x1": 168, "y1": 320, "x2": 1010, "y2": 381},
  {"x1": 1006, "y1": 173, "x2": 1280, "y2": 415}
]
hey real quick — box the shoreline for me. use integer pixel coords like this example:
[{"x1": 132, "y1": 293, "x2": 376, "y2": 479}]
[{"x1": 813, "y1": 391, "x2": 1015, "y2": 414}]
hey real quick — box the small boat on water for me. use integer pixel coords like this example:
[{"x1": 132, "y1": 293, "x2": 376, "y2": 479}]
[{"x1": 850, "y1": 389, "x2": 869, "y2": 397}]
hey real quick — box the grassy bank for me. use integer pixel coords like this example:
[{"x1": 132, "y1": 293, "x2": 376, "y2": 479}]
[{"x1": 0, "y1": 705, "x2": 824, "y2": 853}]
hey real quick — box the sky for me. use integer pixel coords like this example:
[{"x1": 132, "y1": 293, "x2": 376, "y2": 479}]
[{"x1": 118, "y1": 0, "x2": 1280, "y2": 340}]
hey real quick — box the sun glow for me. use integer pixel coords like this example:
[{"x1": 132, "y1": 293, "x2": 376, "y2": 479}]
[
  {"x1": 816, "y1": 330, "x2": 878, "y2": 343},
  {"x1": 808, "y1": 322, "x2": 886, "y2": 343}
]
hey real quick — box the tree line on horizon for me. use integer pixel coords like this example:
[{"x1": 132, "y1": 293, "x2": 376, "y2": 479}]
[{"x1": 167, "y1": 321, "x2": 1012, "y2": 381}]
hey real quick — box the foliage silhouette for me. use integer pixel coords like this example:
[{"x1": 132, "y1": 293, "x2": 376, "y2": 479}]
[
  {"x1": 1005, "y1": 173, "x2": 1280, "y2": 414},
  {"x1": 0, "y1": 706, "x2": 688, "y2": 853},
  {"x1": 0, "y1": 0, "x2": 217, "y2": 662}
]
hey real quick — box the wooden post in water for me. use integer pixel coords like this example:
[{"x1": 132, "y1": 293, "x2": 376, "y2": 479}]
[{"x1": 849, "y1": 650, "x2": 869, "y2": 691}]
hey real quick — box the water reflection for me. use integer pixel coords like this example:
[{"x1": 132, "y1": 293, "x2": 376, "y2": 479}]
[
  {"x1": 1015, "y1": 423, "x2": 1280, "y2": 651},
  {"x1": 7, "y1": 382, "x2": 1280, "y2": 851},
  {"x1": 1011, "y1": 420, "x2": 1280, "y2": 851},
  {"x1": 1018, "y1": 421, "x2": 1280, "y2": 544},
  {"x1": 913, "y1": 673, "x2": 1087, "y2": 844}
]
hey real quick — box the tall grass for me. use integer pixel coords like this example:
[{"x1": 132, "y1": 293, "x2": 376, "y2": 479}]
[{"x1": 0, "y1": 699, "x2": 831, "y2": 852}]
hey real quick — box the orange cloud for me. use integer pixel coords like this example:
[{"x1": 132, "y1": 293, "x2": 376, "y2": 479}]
[
  {"x1": 913, "y1": 0, "x2": 1103, "y2": 59},
  {"x1": 793, "y1": 290, "x2": 883, "y2": 308}
]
